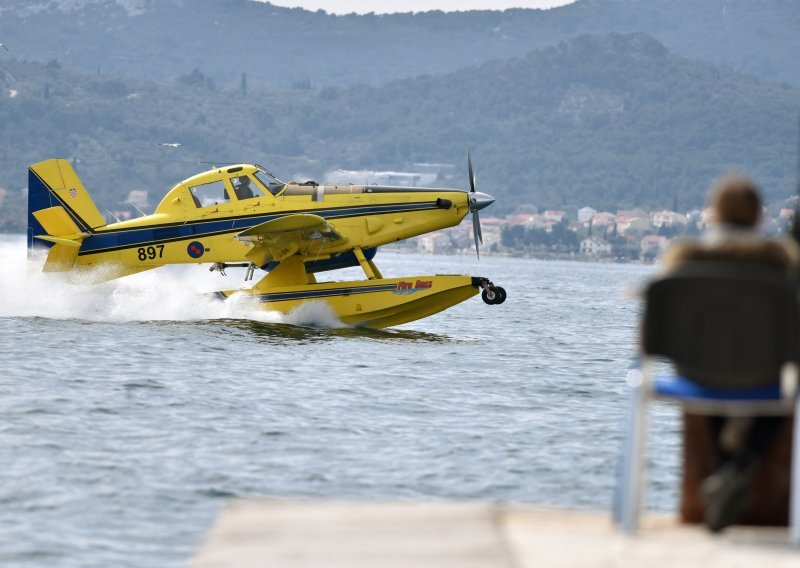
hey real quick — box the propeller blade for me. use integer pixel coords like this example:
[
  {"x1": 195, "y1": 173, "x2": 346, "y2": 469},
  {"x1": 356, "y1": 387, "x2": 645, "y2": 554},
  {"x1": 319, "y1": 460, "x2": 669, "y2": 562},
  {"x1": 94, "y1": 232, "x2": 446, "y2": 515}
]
[
  {"x1": 468, "y1": 150, "x2": 487, "y2": 259},
  {"x1": 473, "y1": 210, "x2": 483, "y2": 244},
  {"x1": 468, "y1": 150, "x2": 476, "y2": 193},
  {"x1": 472, "y1": 210, "x2": 483, "y2": 259}
]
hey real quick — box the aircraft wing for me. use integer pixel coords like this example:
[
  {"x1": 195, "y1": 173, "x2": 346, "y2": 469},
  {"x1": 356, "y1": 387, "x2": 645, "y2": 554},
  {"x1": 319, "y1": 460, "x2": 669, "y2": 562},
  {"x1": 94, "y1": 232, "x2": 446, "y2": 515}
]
[{"x1": 236, "y1": 213, "x2": 347, "y2": 266}]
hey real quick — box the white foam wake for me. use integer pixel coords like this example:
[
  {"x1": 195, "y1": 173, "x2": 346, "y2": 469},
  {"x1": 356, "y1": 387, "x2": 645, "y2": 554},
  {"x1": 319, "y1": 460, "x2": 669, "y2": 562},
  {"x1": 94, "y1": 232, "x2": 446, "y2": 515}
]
[{"x1": 0, "y1": 235, "x2": 345, "y2": 327}]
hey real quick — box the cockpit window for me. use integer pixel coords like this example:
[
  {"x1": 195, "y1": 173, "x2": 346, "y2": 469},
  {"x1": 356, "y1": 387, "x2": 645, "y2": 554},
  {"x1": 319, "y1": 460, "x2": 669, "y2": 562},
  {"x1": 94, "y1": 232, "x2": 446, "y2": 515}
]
[
  {"x1": 231, "y1": 175, "x2": 264, "y2": 200},
  {"x1": 253, "y1": 172, "x2": 283, "y2": 196},
  {"x1": 189, "y1": 180, "x2": 230, "y2": 208}
]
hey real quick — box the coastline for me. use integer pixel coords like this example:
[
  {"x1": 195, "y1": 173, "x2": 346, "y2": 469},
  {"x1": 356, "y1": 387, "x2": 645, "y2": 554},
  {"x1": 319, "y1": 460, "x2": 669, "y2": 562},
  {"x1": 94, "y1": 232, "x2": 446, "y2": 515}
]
[{"x1": 381, "y1": 243, "x2": 656, "y2": 264}]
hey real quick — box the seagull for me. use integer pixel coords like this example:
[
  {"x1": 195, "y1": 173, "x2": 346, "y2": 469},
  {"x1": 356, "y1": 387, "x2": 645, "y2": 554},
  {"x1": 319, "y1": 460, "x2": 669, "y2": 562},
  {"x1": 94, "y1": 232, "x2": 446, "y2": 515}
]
[
  {"x1": 0, "y1": 43, "x2": 8, "y2": 52},
  {"x1": 158, "y1": 142, "x2": 182, "y2": 148}
]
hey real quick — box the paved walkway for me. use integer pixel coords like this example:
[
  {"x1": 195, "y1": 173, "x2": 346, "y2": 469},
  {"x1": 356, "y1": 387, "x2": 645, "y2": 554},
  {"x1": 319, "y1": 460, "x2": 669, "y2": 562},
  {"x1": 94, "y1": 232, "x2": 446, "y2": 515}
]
[{"x1": 192, "y1": 501, "x2": 799, "y2": 568}]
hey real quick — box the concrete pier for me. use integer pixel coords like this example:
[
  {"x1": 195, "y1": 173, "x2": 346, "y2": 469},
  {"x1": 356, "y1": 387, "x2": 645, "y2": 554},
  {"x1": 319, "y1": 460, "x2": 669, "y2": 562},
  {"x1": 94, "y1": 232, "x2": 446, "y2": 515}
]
[{"x1": 191, "y1": 501, "x2": 799, "y2": 567}]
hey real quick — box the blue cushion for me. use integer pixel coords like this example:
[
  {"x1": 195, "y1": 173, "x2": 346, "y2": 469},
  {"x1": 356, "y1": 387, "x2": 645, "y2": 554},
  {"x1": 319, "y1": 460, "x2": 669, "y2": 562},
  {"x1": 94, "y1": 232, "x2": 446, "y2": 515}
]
[{"x1": 654, "y1": 375, "x2": 783, "y2": 401}]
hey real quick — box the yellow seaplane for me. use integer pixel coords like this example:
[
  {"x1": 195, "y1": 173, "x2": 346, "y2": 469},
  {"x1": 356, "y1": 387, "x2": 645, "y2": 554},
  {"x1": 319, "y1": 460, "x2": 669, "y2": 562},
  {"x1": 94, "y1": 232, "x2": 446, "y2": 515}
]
[{"x1": 27, "y1": 156, "x2": 506, "y2": 328}]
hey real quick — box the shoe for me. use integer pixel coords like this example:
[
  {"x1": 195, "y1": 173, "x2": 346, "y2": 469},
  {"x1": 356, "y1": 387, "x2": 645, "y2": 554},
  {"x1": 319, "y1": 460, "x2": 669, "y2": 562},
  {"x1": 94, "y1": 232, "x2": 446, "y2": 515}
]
[{"x1": 699, "y1": 463, "x2": 752, "y2": 533}]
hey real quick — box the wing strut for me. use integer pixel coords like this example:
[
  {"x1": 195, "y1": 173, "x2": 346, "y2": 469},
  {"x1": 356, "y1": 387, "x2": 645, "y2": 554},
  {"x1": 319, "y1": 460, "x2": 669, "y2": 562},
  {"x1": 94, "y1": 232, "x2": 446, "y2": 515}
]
[{"x1": 353, "y1": 246, "x2": 383, "y2": 280}]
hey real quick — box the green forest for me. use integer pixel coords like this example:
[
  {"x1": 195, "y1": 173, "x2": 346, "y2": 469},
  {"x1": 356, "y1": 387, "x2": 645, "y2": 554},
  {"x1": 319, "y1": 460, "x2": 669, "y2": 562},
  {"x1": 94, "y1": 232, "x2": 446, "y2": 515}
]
[
  {"x1": 1, "y1": 0, "x2": 799, "y2": 87},
  {"x1": 2, "y1": 31, "x2": 799, "y2": 232},
  {"x1": 1, "y1": 1, "x2": 800, "y2": 233}
]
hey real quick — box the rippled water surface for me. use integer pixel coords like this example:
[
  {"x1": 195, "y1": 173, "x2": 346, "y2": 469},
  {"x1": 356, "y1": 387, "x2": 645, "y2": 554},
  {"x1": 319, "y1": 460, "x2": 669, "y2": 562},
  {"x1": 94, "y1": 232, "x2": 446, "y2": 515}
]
[{"x1": 0, "y1": 235, "x2": 679, "y2": 567}]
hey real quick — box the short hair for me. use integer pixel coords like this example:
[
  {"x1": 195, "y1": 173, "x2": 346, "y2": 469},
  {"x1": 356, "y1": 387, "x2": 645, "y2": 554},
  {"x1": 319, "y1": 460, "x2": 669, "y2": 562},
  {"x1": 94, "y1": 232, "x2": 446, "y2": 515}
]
[{"x1": 709, "y1": 174, "x2": 762, "y2": 228}]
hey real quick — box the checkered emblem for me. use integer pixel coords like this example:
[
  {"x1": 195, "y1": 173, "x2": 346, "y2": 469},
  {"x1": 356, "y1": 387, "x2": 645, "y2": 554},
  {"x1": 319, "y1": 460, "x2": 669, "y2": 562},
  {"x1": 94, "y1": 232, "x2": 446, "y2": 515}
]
[{"x1": 69, "y1": 188, "x2": 78, "y2": 199}]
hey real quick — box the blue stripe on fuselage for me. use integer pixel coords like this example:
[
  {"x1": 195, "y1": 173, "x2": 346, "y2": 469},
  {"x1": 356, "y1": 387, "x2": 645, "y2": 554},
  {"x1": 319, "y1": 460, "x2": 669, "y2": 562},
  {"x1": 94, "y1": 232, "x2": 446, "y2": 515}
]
[
  {"x1": 78, "y1": 202, "x2": 437, "y2": 255},
  {"x1": 248, "y1": 283, "x2": 398, "y2": 303}
]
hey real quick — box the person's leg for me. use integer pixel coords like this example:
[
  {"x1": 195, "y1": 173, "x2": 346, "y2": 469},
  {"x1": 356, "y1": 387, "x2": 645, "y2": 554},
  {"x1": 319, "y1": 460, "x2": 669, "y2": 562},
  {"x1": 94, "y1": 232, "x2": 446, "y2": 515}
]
[{"x1": 700, "y1": 416, "x2": 759, "y2": 532}]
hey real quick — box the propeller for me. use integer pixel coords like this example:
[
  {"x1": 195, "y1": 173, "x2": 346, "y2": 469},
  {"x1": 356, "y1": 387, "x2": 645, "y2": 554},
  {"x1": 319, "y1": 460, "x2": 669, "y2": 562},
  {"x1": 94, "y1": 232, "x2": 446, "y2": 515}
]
[{"x1": 466, "y1": 150, "x2": 495, "y2": 259}]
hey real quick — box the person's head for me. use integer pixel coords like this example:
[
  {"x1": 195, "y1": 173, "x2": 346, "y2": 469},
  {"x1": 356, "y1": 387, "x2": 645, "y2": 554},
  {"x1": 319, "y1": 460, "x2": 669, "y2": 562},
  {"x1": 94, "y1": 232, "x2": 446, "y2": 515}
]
[
  {"x1": 239, "y1": 176, "x2": 250, "y2": 186},
  {"x1": 708, "y1": 174, "x2": 762, "y2": 228}
]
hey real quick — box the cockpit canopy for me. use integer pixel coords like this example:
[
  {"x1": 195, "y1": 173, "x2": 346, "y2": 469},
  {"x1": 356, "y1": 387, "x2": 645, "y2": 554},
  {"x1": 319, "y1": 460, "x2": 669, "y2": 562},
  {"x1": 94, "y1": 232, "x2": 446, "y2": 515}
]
[{"x1": 155, "y1": 164, "x2": 284, "y2": 213}]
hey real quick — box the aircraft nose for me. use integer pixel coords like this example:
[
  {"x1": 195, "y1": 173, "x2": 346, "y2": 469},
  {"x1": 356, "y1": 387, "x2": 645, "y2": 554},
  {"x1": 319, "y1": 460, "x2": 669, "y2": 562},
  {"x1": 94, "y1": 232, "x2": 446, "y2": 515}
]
[{"x1": 470, "y1": 191, "x2": 495, "y2": 211}]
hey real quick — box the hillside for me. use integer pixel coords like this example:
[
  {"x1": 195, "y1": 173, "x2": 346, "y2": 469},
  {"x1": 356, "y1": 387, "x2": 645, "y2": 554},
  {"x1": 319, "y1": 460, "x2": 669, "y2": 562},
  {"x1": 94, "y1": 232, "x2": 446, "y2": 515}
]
[
  {"x1": 1, "y1": 33, "x2": 799, "y2": 232},
  {"x1": 0, "y1": 0, "x2": 799, "y2": 87}
]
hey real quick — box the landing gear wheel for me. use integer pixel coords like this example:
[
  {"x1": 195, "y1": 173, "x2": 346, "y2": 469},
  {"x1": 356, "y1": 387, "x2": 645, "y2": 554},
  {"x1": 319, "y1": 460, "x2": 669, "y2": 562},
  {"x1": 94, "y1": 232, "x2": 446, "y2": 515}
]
[{"x1": 481, "y1": 286, "x2": 506, "y2": 305}]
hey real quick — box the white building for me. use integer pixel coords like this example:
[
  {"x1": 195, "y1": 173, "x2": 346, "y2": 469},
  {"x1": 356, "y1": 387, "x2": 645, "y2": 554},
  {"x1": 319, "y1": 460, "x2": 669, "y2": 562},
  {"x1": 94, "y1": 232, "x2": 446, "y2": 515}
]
[
  {"x1": 640, "y1": 235, "x2": 669, "y2": 254},
  {"x1": 416, "y1": 232, "x2": 451, "y2": 254},
  {"x1": 578, "y1": 207, "x2": 597, "y2": 223},
  {"x1": 543, "y1": 210, "x2": 566, "y2": 222},
  {"x1": 592, "y1": 212, "x2": 616, "y2": 227},
  {"x1": 325, "y1": 170, "x2": 438, "y2": 187},
  {"x1": 580, "y1": 237, "x2": 612, "y2": 256},
  {"x1": 651, "y1": 210, "x2": 687, "y2": 228}
]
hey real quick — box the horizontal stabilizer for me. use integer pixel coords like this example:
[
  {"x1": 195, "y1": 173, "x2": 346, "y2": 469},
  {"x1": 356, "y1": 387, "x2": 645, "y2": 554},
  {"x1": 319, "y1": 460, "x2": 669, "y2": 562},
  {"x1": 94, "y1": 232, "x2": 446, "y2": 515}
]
[
  {"x1": 33, "y1": 206, "x2": 81, "y2": 237},
  {"x1": 31, "y1": 206, "x2": 89, "y2": 271},
  {"x1": 35, "y1": 235, "x2": 83, "y2": 248}
]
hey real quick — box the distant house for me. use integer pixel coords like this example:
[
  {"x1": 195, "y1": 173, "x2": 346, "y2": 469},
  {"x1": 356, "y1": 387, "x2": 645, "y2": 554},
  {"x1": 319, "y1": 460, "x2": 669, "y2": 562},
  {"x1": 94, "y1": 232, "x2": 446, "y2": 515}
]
[
  {"x1": 578, "y1": 207, "x2": 597, "y2": 223},
  {"x1": 325, "y1": 169, "x2": 438, "y2": 187},
  {"x1": 515, "y1": 203, "x2": 538, "y2": 215},
  {"x1": 463, "y1": 217, "x2": 503, "y2": 250},
  {"x1": 580, "y1": 236, "x2": 612, "y2": 256},
  {"x1": 617, "y1": 216, "x2": 652, "y2": 235},
  {"x1": 417, "y1": 232, "x2": 451, "y2": 254},
  {"x1": 411, "y1": 162, "x2": 455, "y2": 183},
  {"x1": 480, "y1": 219, "x2": 503, "y2": 250},
  {"x1": 592, "y1": 212, "x2": 616, "y2": 226},
  {"x1": 506, "y1": 213, "x2": 555, "y2": 231},
  {"x1": 543, "y1": 209, "x2": 566, "y2": 222},
  {"x1": 651, "y1": 210, "x2": 687, "y2": 228},
  {"x1": 686, "y1": 209, "x2": 704, "y2": 228},
  {"x1": 640, "y1": 235, "x2": 669, "y2": 254},
  {"x1": 541, "y1": 220, "x2": 558, "y2": 232},
  {"x1": 505, "y1": 213, "x2": 540, "y2": 226},
  {"x1": 617, "y1": 209, "x2": 649, "y2": 220}
]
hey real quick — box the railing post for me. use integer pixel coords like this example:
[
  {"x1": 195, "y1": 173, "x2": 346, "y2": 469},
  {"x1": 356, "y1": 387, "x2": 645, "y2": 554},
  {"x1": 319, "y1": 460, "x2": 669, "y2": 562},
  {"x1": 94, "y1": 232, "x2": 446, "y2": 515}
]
[
  {"x1": 790, "y1": 393, "x2": 800, "y2": 547},
  {"x1": 618, "y1": 365, "x2": 649, "y2": 533}
]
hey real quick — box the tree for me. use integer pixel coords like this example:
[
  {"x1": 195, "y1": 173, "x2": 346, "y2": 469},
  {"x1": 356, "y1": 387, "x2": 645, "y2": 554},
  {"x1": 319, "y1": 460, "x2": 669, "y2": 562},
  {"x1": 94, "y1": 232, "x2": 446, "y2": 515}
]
[{"x1": 178, "y1": 68, "x2": 215, "y2": 90}]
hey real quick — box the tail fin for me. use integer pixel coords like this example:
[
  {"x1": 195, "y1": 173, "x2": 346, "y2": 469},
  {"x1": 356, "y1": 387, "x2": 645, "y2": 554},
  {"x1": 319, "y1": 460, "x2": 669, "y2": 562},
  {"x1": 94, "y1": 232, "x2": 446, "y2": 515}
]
[{"x1": 28, "y1": 159, "x2": 106, "y2": 271}]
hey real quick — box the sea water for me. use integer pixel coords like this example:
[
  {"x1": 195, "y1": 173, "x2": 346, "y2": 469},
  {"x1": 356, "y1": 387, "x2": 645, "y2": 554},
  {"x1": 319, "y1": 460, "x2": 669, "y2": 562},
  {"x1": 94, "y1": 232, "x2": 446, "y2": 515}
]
[{"x1": 0, "y1": 235, "x2": 678, "y2": 567}]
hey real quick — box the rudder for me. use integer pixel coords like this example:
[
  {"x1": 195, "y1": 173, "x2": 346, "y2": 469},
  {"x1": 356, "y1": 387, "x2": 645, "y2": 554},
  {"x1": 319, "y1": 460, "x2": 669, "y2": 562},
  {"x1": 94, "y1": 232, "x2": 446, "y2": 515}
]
[{"x1": 28, "y1": 159, "x2": 106, "y2": 260}]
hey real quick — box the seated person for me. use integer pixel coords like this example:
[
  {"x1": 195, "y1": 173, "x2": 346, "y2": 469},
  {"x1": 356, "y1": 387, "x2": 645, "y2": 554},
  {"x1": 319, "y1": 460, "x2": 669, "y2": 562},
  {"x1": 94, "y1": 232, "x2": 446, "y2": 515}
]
[
  {"x1": 233, "y1": 176, "x2": 255, "y2": 200},
  {"x1": 662, "y1": 174, "x2": 799, "y2": 533},
  {"x1": 664, "y1": 175, "x2": 797, "y2": 272}
]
